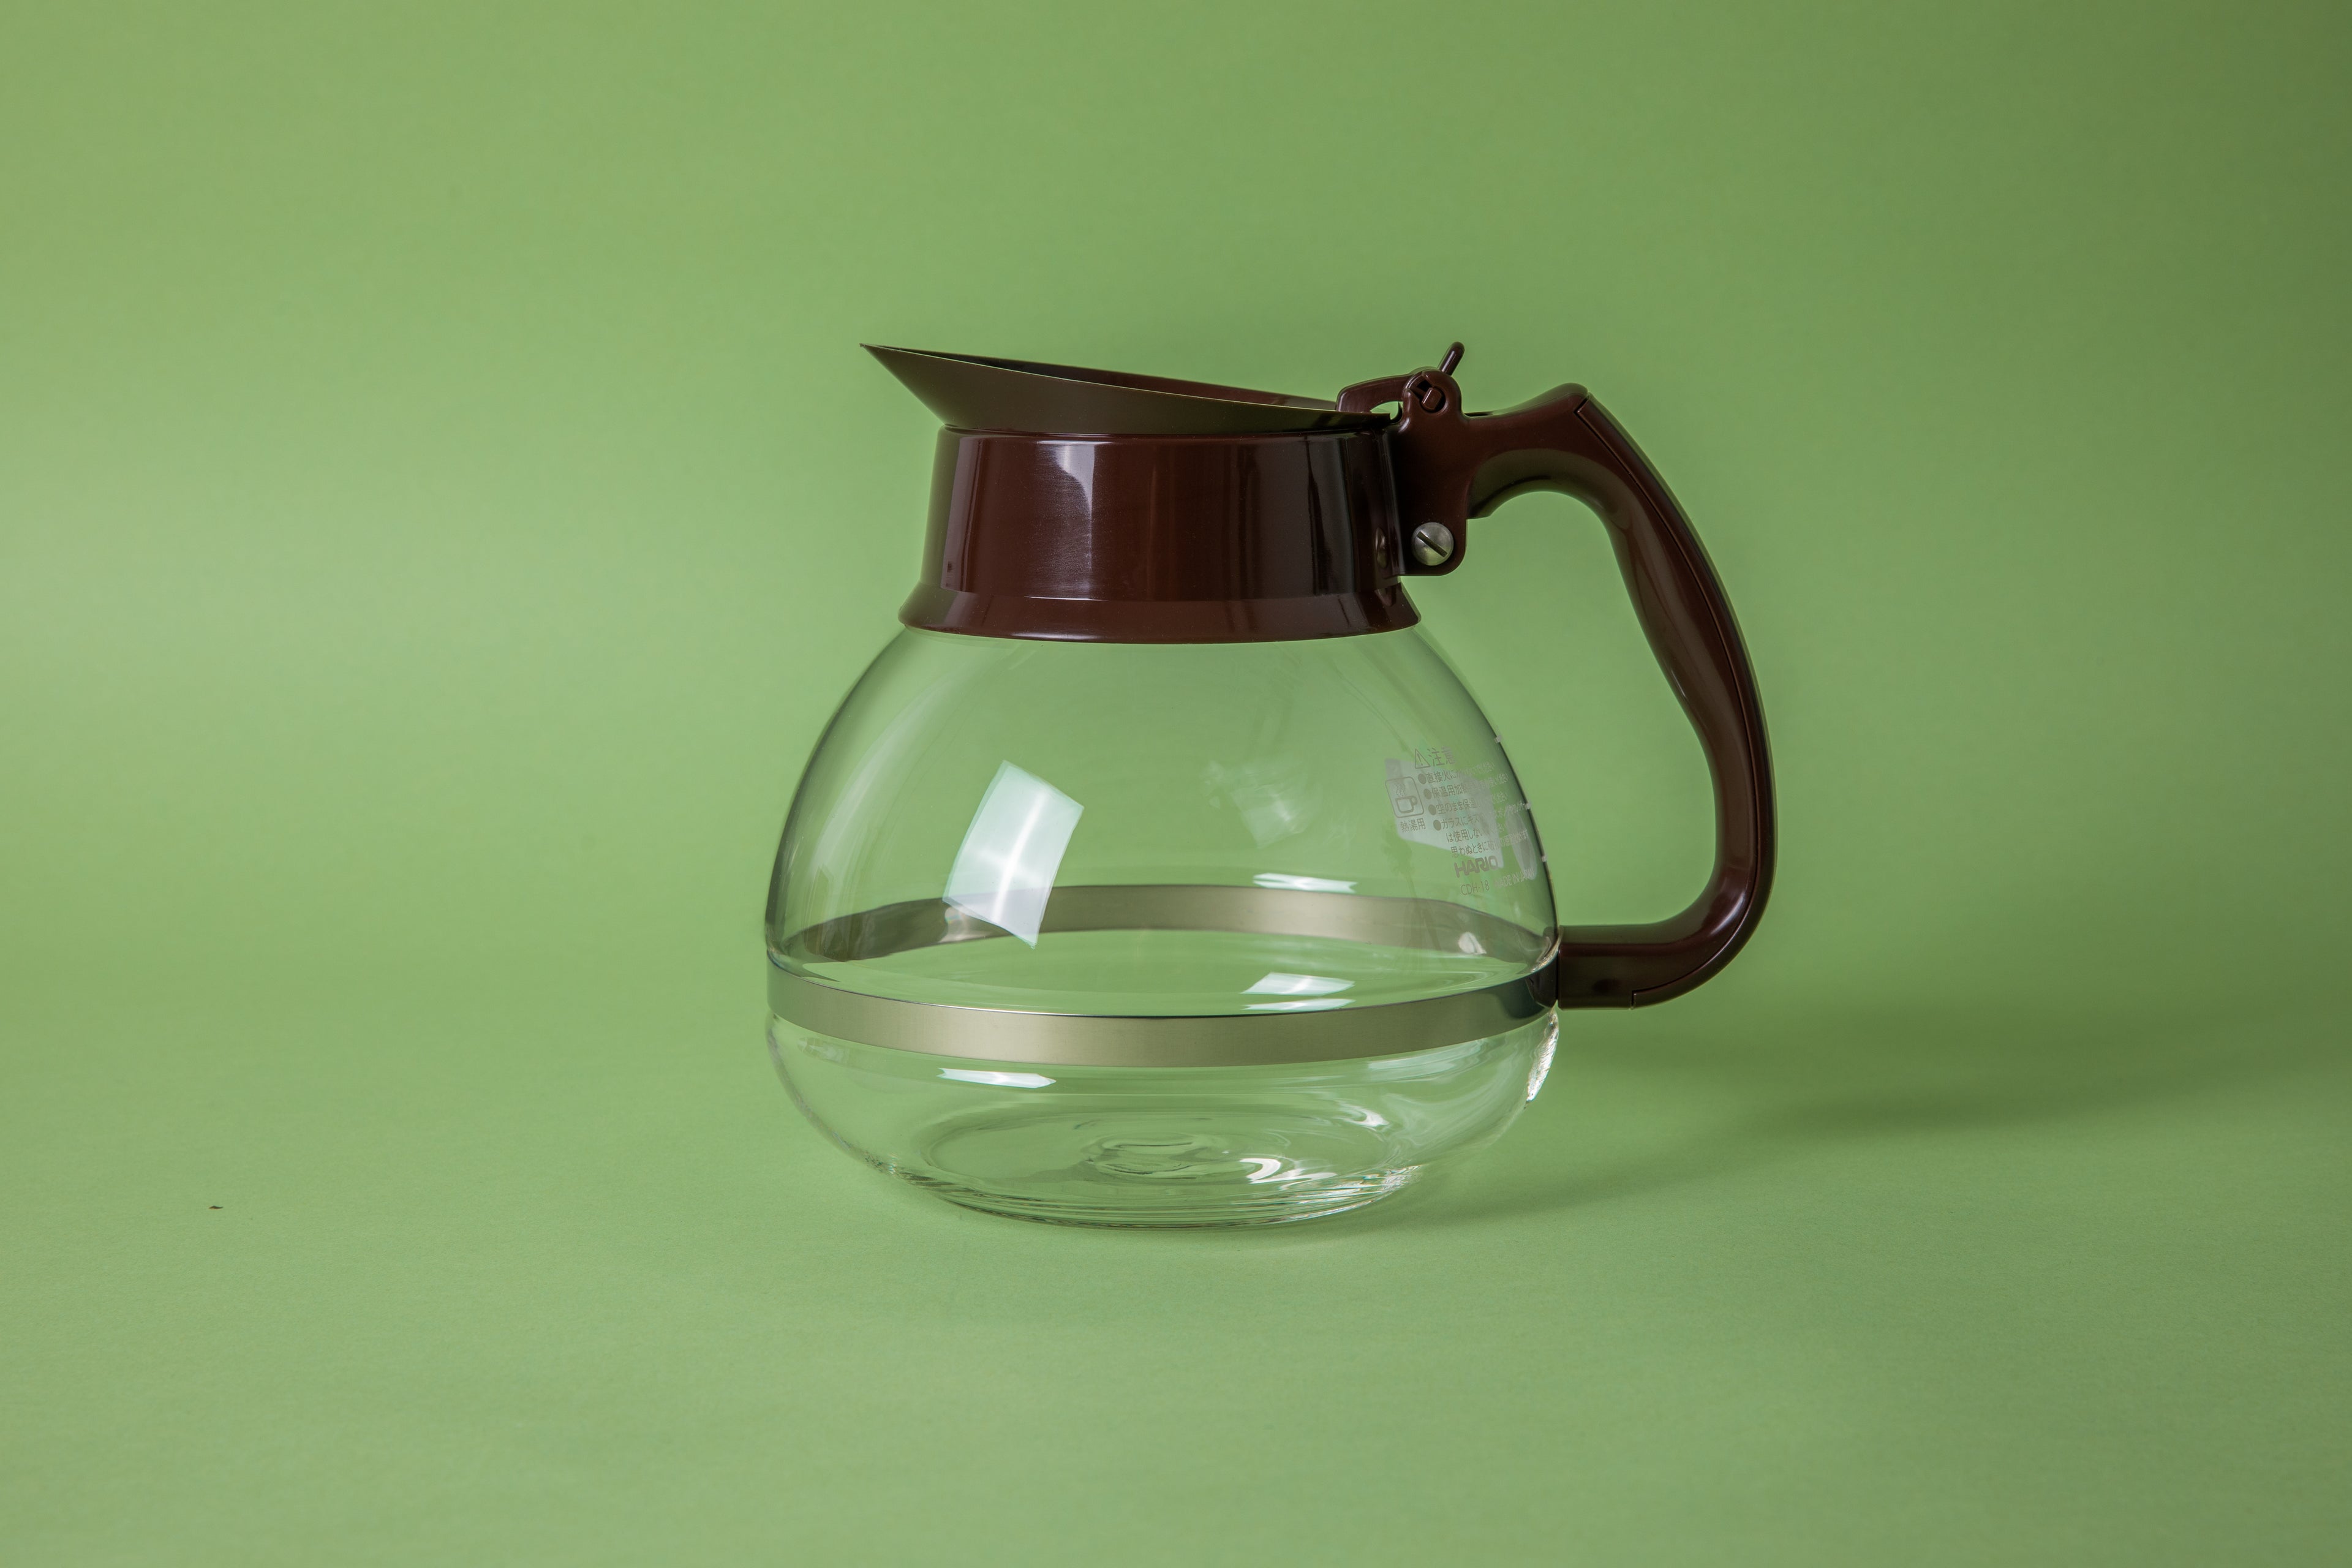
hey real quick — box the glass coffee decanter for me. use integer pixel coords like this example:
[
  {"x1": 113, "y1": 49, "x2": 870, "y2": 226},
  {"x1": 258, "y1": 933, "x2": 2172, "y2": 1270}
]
[{"x1": 766, "y1": 343, "x2": 1773, "y2": 1227}]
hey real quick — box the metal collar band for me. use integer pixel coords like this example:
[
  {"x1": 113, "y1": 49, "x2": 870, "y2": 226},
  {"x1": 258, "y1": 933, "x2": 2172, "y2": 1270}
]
[{"x1": 768, "y1": 883, "x2": 1559, "y2": 1069}]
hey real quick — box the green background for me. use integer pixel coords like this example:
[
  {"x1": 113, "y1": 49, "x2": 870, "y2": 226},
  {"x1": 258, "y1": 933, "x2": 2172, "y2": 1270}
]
[{"x1": 5, "y1": 1, "x2": 2347, "y2": 1561}]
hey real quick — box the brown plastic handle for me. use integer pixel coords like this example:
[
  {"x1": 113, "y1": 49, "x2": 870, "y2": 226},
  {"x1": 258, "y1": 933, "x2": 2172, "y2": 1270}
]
[{"x1": 1365, "y1": 368, "x2": 1776, "y2": 1006}]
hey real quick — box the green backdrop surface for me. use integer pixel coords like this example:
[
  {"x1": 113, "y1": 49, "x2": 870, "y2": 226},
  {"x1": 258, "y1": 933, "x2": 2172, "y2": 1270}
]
[{"x1": 4, "y1": 2, "x2": 2347, "y2": 1562}]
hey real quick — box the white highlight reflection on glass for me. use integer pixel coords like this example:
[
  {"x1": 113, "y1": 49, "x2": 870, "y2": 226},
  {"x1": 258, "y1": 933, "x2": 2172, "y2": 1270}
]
[
  {"x1": 1245, "y1": 972, "x2": 1353, "y2": 997},
  {"x1": 945, "y1": 761, "x2": 1085, "y2": 947},
  {"x1": 940, "y1": 1068, "x2": 1056, "y2": 1089},
  {"x1": 1525, "y1": 1027, "x2": 1559, "y2": 1101},
  {"x1": 1253, "y1": 872, "x2": 1356, "y2": 893},
  {"x1": 1244, "y1": 971, "x2": 1352, "y2": 1012},
  {"x1": 1204, "y1": 758, "x2": 1319, "y2": 848}
]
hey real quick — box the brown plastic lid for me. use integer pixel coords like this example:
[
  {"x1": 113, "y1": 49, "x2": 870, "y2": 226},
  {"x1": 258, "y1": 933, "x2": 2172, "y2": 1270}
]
[{"x1": 865, "y1": 344, "x2": 1391, "y2": 437}]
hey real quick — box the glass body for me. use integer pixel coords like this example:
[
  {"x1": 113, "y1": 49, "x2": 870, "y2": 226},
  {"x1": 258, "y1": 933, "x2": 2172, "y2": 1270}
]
[{"x1": 766, "y1": 627, "x2": 1559, "y2": 1226}]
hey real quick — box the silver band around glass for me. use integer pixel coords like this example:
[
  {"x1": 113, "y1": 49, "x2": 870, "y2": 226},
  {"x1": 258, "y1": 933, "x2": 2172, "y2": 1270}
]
[{"x1": 769, "y1": 883, "x2": 1559, "y2": 1068}]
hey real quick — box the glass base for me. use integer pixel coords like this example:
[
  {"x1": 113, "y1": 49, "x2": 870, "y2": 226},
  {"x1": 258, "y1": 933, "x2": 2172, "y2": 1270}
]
[
  {"x1": 770, "y1": 1012, "x2": 1556, "y2": 1228},
  {"x1": 893, "y1": 1105, "x2": 1427, "y2": 1227}
]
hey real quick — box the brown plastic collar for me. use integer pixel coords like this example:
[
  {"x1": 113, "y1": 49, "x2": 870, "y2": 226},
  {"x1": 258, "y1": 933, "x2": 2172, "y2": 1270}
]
[{"x1": 900, "y1": 427, "x2": 1415, "y2": 643}]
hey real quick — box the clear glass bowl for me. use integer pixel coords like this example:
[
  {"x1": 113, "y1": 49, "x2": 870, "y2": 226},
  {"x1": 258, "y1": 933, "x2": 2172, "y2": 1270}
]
[{"x1": 766, "y1": 626, "x2": 1561, "y2": 1226}]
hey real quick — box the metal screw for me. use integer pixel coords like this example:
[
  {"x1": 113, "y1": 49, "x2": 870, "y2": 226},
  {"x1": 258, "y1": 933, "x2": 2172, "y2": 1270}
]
[{"x1": 1411, "y1": 521, "x2": 1455, "y2": 567}]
